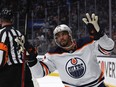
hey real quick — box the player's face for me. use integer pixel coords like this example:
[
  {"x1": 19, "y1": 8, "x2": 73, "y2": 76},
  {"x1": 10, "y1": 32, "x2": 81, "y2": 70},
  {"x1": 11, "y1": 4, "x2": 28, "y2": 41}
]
[{"x1": 55, "y1": 31, "x2": 72, "y2": 47}]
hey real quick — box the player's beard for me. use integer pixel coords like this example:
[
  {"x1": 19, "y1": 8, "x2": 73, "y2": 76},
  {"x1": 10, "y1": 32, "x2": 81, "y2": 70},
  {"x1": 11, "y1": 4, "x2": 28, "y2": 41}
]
[
  {"x1": 59, "y1": 37, "x2": 72, "y2": 47},
  {"x1": 60, "y1": 39, "x2": 68, "y2": 47}
]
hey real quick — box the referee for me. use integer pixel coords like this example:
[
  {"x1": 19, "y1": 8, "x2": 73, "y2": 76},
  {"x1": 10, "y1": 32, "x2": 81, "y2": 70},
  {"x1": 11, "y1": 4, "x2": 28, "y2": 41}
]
[{"x1": 0, "y1": 8, "x2": 34, "y2": 87}]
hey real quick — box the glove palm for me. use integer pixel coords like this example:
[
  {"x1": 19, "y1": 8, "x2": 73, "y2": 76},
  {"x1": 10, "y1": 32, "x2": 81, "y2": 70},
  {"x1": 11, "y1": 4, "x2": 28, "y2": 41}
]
[{"x1": 82, "y1": 13, "x2": 104, "y2": 40}]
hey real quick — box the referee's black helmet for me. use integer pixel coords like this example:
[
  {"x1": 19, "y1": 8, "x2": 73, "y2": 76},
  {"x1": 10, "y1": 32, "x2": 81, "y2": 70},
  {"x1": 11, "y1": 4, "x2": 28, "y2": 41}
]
[{"x1": 0, "y1": 8, "x2": 13, "y2": 21}]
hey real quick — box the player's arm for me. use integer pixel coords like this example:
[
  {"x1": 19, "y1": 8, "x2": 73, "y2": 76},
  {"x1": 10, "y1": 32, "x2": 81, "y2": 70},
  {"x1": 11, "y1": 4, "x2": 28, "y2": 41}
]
[
  {"x1": 25, "y1": 41, "x2": 56, "y2": 78},
  {"x1": 82, "y1": 13, "x2": 114, "y2": 55}
]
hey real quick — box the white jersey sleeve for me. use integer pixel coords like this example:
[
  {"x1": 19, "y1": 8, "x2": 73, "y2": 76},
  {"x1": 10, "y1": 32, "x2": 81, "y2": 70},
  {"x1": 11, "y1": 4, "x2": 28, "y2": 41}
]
[
  {"x1": 30, "y1": 54, "x2": 56, "y2": 78},
  {"x1": 94, "y1": 34, "x2": 115, "y2": 55}
]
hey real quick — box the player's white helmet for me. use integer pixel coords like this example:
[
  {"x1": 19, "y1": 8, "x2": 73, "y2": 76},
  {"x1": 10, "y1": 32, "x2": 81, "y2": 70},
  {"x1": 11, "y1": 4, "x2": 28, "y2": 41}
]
[
  {"x1": 53, "y1": 24, "x2": 73, "y2": 48},
  {"x1": 53, "y1": 24, "x2": 72, "y2": 36}
]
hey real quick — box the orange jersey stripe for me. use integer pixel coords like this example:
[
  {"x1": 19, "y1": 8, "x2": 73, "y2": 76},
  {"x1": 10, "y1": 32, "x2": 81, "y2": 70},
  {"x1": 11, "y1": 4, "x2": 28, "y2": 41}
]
[{"x1": 41, "y1": 63, "x2": 49, "y2": 75}]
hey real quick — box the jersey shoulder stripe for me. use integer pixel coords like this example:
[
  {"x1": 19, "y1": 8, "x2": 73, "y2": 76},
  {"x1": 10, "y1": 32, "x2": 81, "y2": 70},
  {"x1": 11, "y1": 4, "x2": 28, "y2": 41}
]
[{"x1": 76, "y1": 36, "x2": 94, "y2": 49}]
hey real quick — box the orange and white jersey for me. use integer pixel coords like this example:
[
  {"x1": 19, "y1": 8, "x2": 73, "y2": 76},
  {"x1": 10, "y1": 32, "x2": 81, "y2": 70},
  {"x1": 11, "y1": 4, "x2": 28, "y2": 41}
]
[{"x1": 30, "y1": 34, "x2": 114, "y2": 87}]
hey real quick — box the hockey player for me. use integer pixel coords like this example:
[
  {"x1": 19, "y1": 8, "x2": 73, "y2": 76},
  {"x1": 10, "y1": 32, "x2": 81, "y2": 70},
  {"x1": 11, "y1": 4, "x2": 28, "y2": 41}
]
[
  {"x1": 0, "y1": 8, "x2": 35, "y2": 87},
  {"x1": 26, "y1": 13, "x2": 114, "y2": 87}
]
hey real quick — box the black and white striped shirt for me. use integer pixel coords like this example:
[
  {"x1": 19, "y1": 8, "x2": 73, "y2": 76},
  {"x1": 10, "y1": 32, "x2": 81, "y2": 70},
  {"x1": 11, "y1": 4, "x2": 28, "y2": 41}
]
[{"x1": 0, "y1": 25, "x2": 23, "y2": 65}]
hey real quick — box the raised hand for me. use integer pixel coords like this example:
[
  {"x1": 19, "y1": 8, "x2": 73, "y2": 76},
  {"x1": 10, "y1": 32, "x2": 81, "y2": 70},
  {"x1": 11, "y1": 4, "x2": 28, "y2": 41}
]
[{"x1": 82, "y1": 13, "x2": 104, "y2": 40}]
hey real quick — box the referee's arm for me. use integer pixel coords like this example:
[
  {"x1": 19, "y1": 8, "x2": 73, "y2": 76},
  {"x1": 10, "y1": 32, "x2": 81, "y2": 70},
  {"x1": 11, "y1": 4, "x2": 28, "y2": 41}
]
[{"x1": 0, "y1": 31, "x2": 8, "y2": 67}]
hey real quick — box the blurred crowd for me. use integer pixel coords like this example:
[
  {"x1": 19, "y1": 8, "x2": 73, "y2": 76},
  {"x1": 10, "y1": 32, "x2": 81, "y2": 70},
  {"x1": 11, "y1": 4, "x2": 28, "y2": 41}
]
[{"x1": 0, "y1": 0, "x2": 116, "y2": 55}]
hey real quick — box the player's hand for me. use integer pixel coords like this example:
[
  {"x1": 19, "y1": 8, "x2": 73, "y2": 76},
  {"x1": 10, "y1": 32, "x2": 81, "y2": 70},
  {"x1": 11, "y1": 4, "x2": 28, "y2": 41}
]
[
  {"x1": 24, "y1": 40, "x2": 38, "y2": 67},
  {"x1": 82, "y1": 13, "x2": 104, "y2": 40},
  {"x1": 15, "y1": 35, "x2": 37, "y2": 67}
]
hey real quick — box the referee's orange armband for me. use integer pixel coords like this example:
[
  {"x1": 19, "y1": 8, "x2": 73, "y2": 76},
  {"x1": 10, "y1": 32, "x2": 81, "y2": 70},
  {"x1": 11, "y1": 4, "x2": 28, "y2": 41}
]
[{"x1": 0, "y1": 42, "x2": 8, "y2": 67}]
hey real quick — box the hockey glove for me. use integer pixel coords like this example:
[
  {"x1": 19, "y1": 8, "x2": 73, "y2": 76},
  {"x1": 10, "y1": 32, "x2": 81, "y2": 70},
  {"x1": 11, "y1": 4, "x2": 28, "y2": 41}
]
[
  {"x1": 24, "y1": 40, "x2": 38, "y2": 67},
  {"x1": 82, "y1": 13, "x2": 104, "y2": 40},
  {"x1": 15, "y1": 35, "x2": 37, "y2": 67}
]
